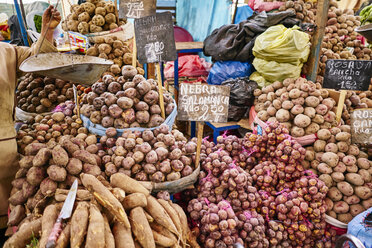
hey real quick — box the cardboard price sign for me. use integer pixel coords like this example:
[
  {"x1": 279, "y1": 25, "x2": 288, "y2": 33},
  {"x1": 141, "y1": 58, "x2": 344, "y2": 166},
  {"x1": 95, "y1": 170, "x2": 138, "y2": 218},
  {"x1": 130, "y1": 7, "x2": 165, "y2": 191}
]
[
  {"x1": 351, "y1": 108, "x2": 372, "y2": 144},
  {"x1": 323, "y1": 59, "x2": 372, "y2": 91},
  {"x1": 119, "y1": 0, "x2": 157, "y2": 19},
  {"x1": 134, "y1": 12, "x2": 177, "y2": 64},
  {"x1": 178, "y1": 83, "x2": 230, "y2": 123}
]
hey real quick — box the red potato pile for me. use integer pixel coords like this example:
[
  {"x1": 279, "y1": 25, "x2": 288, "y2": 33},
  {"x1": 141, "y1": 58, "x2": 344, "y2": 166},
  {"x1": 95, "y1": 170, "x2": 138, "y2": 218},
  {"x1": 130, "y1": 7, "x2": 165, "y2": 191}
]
[
  {"x1": 315, "y1": 0, "x2": 371, "y2": 79},
  {"x1": 277, "y1": 0, "x2": 316, "y2": 24},
  {"x1": 81, "y1": 66, "x2": 175, "y2": 129},
  {"x1": 87, "y1": 36, "x2": 145, "y2": 76},
  {"x1": 304, "y1": 126, "x2": 372, "y2": 223},
  {"x1": 187, "y1": 121, "x2": 333, "y2": 248},
  {"x1": 342, "y1": 90, "x2": 372, "y2": 125},
  {"x1": 97, "y1": 124, "x2": 197, "y2": 182},
  {"x1": 6, "y1": 171, "x2": 199, "y2": 248},
  {"x1": 254, "y1": 77, "x2": 337, "y2": 137},
  {"x1": 16, "y1": 73, "x2": 74, "y2": 113},
  {"x1": 16, "y1": 111, "x2": 87, "y2": 155}
]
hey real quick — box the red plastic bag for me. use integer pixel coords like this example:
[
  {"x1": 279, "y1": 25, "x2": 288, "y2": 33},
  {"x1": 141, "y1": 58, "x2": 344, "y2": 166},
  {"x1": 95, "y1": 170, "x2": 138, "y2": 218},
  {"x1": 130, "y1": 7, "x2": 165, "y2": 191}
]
[
  {"x1": 164, "y1": 55, "x2": 211, "y2": 79},
  {"x1": 248, "y1": 0, "x2": 284, "y2": 12}
]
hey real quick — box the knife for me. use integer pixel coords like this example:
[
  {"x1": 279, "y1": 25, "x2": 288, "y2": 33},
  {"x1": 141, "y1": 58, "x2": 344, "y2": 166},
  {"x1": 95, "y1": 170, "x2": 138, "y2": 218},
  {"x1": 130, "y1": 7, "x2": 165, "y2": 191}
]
[{"x1": 46, "y1": 179, "x2": 78, "y2": 248}]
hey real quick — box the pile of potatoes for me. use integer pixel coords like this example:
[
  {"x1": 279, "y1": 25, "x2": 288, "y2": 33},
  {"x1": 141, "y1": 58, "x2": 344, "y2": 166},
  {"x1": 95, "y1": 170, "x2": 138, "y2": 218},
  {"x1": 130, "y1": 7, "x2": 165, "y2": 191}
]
[
  {"x1": 81, "y1": 66, "x2": 175, "y2": 129},
  {"x1": 16, "y1": 112, "x2": 87, "y2": 155},
  {"x1": 303, "y1": 126, "x2": 372, "y2": 223},
  {"x1": 342, "y1": 90, "x2": 372, "y2": 125},
  {"x1": 96, "y1": 124, "x2": 197, "y2": 182},
  {"x1": 6, "y1": 171, "x2": 198, "y2": 248},
  {"x1": 8, "y1": 134, "x2": 100, "y2": 227},
  {"x1": 62, "y1": 0, "x2": 124, "y2": 34},
  {"x1": 254, "y1": 77, "x2": 337, "y2": 137},
  {"x1": 16, "y1": 74, "x2": 74, "y2": 113},
  {"x1": 318, "y1": 2, "x2": 372, "y2": 76},
  {"x1": 277, "y1": 0, "x2": 316, "y2": 24},
  {"x1": 86, "y1": 36, "x2": 144, "y2": 76}
]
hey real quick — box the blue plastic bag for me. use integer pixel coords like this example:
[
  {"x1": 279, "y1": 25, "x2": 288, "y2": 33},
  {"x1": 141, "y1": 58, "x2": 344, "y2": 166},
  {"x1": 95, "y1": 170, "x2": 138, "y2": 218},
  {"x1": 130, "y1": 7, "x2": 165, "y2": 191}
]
[
  {"x1": 347, "y1": 207, "x2": 372, "y2": 248},
  {"x1": 207, "y1": 61, "x2": 254, "y2": 85},
  {"x1": 234, "y1": 5, "x2": 254, "y2": 24}
]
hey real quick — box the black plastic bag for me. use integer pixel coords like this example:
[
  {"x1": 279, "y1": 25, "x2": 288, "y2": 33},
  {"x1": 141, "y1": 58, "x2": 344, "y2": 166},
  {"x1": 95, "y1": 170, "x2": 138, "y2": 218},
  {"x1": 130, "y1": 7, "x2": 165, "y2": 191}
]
[
  {"x1": 203, "y1": 10, "x2": 300, "y2": 62},
  {"x1": 221, "y1": 77, "x2": 258, "y2": 121}
]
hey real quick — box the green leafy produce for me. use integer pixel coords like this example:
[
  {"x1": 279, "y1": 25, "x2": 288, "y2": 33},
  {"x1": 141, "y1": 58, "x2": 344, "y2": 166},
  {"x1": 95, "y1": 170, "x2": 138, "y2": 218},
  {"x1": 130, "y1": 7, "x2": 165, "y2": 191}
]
[
  {"x1": 34, "y1": 15, "x2": 42, "y2": 33},
  {"x1": 360, "y1": 4, "x2": 372, "y2": 25}
]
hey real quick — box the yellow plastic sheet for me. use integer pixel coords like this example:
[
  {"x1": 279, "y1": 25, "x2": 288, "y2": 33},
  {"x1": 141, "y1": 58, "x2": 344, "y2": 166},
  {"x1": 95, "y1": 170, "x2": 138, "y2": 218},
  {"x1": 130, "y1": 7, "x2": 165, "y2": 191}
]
[
  {"x1": 252, "y1": 58, "x2": 302, "y2": 83},
  {"x1": 253, "y1": 25, "x2": 310, "y2": 65}
]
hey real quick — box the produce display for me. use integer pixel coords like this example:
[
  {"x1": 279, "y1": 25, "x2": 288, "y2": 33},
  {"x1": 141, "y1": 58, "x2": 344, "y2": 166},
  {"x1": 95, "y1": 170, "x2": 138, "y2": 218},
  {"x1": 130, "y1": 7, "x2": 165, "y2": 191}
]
[
  {"x1": 7, "y1": 1, "x2": 372, "y2": 247},
  {"x1": 187, "y1": 122, "x2": 332, "y2": 248},
  {"x1": 81, "y1": 66, "x2": 175, "y2": 129},
  {"x1": 360, "y1": 4, "x2": 372, "y2": 25},
  {"x1": 6, "y1": 168, "x2": 198, "y2": 247},
  {"x1": 16, "y1": 107, "x2": 86, "y2": 155},
  {"x1": 254, "y1": 77, "x2": 337, "y2": 137},
  {"x1": 317, "y1": 2, "x2": 371, "y2": 77},
  {"x1": 62, "y1": 0, "x2": 123, "y2": 34},
  {"x1": 304, "y1": 126, "x2": 372, "y2": 223},
  {"x1": 87, "y1": 36, "x2": 144, "y2": 76},
  {"x1": 16, "y1": 74, "x2": 74, "y2": 113},
  {"x1": 96, "y1": 124, "x2": 197, "y2": 182},
  {"x1": 278, "y1": 0, "x2": 316, "y2": 24}
]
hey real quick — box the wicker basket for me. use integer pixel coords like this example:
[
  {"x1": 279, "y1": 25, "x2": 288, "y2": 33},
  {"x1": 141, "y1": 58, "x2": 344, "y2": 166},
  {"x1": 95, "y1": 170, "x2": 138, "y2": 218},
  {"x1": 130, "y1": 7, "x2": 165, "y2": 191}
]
[{"x1": 139, "y1": 165, "x2": 200, "y2": 194}]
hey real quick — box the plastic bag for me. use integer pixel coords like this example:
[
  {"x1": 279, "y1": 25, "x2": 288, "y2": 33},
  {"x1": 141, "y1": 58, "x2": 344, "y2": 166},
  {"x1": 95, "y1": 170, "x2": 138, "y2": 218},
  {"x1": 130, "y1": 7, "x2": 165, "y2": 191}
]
[
  {"x1": 207, "y1": 61, "x2": 254, "y2": 85},
  {"x1": 253, "y1": 25, "x2": 310, "y2": 65},
  {"x1": 221, "y1": 77, "x2": 258, "y2": 121},
  {"x1": 164, "y1": 55, "x2": 211, "y2": 79},
  {"x1": 252, "y1": 58, "x2": 301, "y2": 83},
  {"x1": 249, "y1": 72, "x2": 270, "y2": 89}
]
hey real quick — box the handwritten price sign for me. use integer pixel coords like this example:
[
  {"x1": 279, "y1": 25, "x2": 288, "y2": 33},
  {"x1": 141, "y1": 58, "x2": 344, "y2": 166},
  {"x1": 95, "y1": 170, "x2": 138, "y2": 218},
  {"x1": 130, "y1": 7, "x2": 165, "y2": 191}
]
[
  {"x1": 178, "y1": 83, "x2": 230, "y2": 123},
  {"x1": 119, "y1": 0, "x2": 156, "y2": 19}
]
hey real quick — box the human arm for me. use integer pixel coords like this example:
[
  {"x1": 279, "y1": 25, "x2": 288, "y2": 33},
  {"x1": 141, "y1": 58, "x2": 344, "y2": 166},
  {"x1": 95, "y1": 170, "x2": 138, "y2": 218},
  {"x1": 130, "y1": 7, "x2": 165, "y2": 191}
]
[{"x1": 15, "y1": 5, "x2": 61, "y2": 70}]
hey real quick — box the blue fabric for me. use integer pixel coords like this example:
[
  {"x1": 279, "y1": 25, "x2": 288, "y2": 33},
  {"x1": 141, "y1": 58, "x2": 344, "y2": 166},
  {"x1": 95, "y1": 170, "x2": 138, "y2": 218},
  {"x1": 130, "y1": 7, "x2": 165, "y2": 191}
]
[
  {"x1": 347, "y1": 207, "x2": 372, "y2": 248},
  {"x1": 176, "y1": 0, "x2": 231, "y2": 62},
  {"x1": 81, "y1": 98, "x2": 178, "y2": 137},
  {"x1": 234, "y1": 5, "x2": 254, "y2": 24},
  {"x1": 207, "y1": 61, "x2": 254, "y2": 85}
]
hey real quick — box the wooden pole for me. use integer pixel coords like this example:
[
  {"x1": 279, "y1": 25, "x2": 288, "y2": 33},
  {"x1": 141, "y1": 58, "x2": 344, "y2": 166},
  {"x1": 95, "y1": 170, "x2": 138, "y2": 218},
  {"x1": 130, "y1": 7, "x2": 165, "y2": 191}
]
[
  {"x1": 306, "y1": 0, "x2": 330, "y2": 82},
  {"x1": 336, "y1": 90, "x2": 347, "y2": 124},
  {"x1": 132, "y1": 32, "x2": 137, "y2": 68},
  {"x1": 195, "y1": 122, "x2": 204, "y2": 168},
  {"x1": 156, "y1": 63, "x2": 166, "y2": 119},
  {"x1": 231, "y1": 0, "x2": 239, "y2": 24}
]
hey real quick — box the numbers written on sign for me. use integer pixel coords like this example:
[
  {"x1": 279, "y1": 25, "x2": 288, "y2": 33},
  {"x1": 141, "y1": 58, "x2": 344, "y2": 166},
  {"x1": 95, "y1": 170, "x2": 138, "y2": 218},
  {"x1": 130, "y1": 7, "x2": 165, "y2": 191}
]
[
  {"x1": 178, "y1": 84, "x2": 230, "y2": 123},
  {"x1": 351, "y1": 109, "x2": 372, "y2": 144},
  {"x1": 324, "y1": 59, "x2": 372, "y2": 91},
  {"x1": 119, "y1": 0, "x2": 156, "y2": 19},
  {"x1": 145, "y1": 41, "x2": 164, "y2": 63},
  {"x1": 134, "y1": 12, "x2": 177, "y2": 64}
]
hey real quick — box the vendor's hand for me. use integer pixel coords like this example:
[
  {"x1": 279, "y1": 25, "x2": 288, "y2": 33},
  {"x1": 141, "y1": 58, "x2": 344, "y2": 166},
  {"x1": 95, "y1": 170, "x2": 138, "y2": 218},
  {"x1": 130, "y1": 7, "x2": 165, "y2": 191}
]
[{"x1": 42, "y1": 5, "x2": 61, "y2": 30}]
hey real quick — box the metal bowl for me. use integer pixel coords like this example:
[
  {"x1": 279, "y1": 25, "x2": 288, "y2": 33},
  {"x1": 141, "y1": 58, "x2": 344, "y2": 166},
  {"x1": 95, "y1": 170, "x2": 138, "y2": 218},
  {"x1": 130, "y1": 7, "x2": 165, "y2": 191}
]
[
  {"x1": 20, "y1": 53, "x2": 113, "y2": 85},
  {"x1": 355, "y1": 24, "x2": 372, "y2": 41}
]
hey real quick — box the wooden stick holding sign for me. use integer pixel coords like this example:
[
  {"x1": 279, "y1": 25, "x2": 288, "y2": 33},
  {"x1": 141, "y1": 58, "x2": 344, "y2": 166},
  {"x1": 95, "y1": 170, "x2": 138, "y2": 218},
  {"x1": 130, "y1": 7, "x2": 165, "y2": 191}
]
[
  {"x1": 132, "y1": 32, "x2": 137, "y2": 68},
  {"x1": 73, "y1": 85, "x2": 82, "y2": 124},
  {"x1": 335, "y1": 90, "x2": 347, "y2": 124},
  {"x1": 195, "y1": 122, "x2": 204, "y2": 167},
  {"x1": 156, "y1": 63, "x2": 166, "y2": 119}
]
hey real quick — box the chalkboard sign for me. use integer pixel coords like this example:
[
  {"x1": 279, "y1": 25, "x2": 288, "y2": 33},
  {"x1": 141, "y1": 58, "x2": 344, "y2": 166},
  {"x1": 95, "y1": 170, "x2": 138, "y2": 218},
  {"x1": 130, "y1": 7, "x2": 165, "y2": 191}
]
[
  {"x1": 323, "y1": 59, "x2": 372, "y2": 91},
  {"x1": 350, "y1": 108, "x2": 372, "y2": 144},
  {"x1": 134, "y1": 12, "x2": 177, "y2": 64},
  {"x1": 178, "y1": 83, "x2": 230, "y2": 123},
  {"x1": 119, "y1": 0, "x2": 157, "y2": 19}
]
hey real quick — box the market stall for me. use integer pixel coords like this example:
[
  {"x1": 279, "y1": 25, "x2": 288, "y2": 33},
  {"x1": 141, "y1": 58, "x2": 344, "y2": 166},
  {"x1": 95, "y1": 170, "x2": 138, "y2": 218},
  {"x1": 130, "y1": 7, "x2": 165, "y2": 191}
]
[{"x1": 2, "y1": 0, "x2": 372, "y2": 247}]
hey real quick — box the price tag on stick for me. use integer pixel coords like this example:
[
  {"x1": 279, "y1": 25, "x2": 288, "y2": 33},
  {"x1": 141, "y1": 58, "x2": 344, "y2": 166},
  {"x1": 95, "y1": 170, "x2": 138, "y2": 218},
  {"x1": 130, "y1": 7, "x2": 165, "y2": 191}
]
[
  {"x1": 178, "y1": 83, "x2": 230, "y2": 123},
  {"x1": 119, "y1": 0, "x2": 157, "y2": 19},
  {"x1": 134, "y1": 12, "x2": 177, "y2": 64},
  {"x1": 323, "y1": 59, "x2": 372, "y2": 91},
  {"x1": 350, "y1": 108, "x2": 372, "y2": 144}
]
